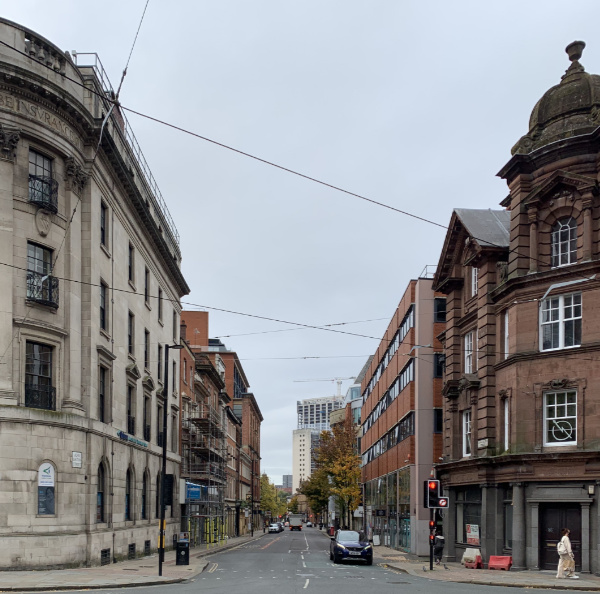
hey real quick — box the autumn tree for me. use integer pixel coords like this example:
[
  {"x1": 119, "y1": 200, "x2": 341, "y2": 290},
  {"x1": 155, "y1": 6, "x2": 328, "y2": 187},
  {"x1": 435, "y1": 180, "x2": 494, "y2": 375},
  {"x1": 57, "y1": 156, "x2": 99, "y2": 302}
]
[
  {"x1": 299, "y1": 467, "x2": 330, "y2": 522},
  {"x1": 288, "y1": 495, "x2": 299, "y2": 513},
  {"x1": 259, "y1": 473, "x2": 279, "y2": 520},
  {"x1": 314, "y1": 415, "x2": 361, "y2": 528}
]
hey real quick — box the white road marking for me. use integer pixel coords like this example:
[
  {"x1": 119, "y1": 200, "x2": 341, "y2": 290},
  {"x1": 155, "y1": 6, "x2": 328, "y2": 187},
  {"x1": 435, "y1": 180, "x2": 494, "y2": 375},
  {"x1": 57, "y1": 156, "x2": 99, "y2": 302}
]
[
  {"x1": 302, "y1": 561, "x2": 306, "y2": 568},
  {"x1": 304, "y1": 579, "x2": 310, "y2": 589}
]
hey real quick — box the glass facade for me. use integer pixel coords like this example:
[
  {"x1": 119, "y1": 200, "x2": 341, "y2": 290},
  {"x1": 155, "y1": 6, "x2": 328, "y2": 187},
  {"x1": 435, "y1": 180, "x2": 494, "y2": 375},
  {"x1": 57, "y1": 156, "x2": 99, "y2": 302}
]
[{"x1": 364, "y1": 468, "x2": 411, "y2": 552}]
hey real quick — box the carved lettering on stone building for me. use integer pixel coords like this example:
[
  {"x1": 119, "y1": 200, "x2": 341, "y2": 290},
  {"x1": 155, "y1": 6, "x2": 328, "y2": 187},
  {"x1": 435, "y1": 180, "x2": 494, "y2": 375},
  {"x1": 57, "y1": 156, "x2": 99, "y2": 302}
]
[{"x1": 0, "y1": 92, "x2": 82, "y2": 150}]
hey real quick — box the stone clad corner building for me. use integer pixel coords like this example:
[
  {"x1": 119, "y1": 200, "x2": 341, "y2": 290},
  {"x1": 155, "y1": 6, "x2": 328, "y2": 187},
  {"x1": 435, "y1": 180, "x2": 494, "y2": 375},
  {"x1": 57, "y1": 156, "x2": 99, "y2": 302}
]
[
  {"x1": 434, "y1": 41, "x2": 600, "y2": 573},
  {"x1": 0, "y1": 20, "x2": 189, "y2": 567}
]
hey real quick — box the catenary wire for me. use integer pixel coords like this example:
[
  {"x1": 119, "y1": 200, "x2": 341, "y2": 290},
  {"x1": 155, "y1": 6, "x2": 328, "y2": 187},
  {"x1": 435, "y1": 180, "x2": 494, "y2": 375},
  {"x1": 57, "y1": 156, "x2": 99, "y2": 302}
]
[{"x1": 0, "y1": 37, "x2": 598, "y2": 289}]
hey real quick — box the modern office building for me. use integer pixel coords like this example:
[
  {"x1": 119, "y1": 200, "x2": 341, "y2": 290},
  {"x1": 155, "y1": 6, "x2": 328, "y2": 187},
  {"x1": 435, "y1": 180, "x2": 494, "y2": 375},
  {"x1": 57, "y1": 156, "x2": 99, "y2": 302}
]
[
  {"x1": 433, "y1": 41, "x2": 600, "y2": 572},
  {"x1": 292, "y1": 395, "x2": 344, "y2": 492},
  {"x1": 297, "y1": 395, "x2": 344, "y2": 431},
  {"x1": 361, "y1": 274, "x2": 445, "y2": 555},
  {"x1": 0, "y1": 19, "x2": 189, "y2": 567}
]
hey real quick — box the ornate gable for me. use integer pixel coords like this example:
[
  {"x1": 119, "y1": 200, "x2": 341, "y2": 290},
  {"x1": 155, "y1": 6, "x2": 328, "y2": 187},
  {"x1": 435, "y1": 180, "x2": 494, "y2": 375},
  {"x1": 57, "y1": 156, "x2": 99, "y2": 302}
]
[{"x1": 523, "y1": 170, "x2": 597, "y2": 211}]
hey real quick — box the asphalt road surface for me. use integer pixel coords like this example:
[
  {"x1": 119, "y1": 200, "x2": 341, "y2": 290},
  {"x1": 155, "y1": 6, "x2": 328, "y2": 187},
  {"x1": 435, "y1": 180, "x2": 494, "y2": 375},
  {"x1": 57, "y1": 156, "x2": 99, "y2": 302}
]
[{"x1": 22, "y1": 527, "x2": 597, "y2": 593}]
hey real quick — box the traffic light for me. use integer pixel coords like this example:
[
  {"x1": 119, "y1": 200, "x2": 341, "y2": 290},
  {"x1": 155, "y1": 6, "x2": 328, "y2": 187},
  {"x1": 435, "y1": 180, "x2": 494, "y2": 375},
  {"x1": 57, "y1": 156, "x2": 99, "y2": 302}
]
[
  {"x1": 429, "y1": 520, "x2": 436, "y2": 531},
  {"x1": 423, "y1": 479, "x2": 449, "y2": 508}
]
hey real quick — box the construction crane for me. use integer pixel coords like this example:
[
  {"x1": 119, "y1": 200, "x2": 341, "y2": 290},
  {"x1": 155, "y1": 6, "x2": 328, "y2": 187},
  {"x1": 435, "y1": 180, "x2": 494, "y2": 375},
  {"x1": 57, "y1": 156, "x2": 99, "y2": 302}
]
[{"x1": 293, "y1": 377, "x2": 356, "y2": 397}]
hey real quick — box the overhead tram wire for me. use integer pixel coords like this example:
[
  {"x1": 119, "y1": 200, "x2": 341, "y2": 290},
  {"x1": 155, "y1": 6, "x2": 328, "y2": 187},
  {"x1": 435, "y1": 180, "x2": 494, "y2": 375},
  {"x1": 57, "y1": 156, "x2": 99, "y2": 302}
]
[
  {"x1": 1, "y1": 36, "x2": 598, "y2": 286},
  {"x1": 0, "y1": 7, "x2": 151, "y2": 367},
  {"x1": 0, "y1": 38, "x2": 598, "y2": 344},
  {"x1": 0, "y1": 258, "x2": 598, "y2": 362}
]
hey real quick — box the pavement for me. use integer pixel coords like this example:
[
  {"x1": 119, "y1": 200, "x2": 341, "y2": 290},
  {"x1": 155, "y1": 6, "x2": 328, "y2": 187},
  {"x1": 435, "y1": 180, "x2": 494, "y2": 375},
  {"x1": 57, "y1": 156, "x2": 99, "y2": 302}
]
[
  {"x1": 373, "y1": 543, "x2": 600, "y2": 591},
  {"x1": 0, "y1": 533, "x2": 260, "y2": 591},
  {"x1": 3, "y1": 529, "x2": 600, "y2": 591}
]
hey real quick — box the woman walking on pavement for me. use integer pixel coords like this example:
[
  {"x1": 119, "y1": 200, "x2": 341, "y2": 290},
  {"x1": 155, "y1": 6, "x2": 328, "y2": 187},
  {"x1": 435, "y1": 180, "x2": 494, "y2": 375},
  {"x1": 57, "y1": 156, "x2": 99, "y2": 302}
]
[
  {"x1": 556, "y1": 528, "x2": 578, "y2": 579},
  {"x1": 434, "y1": 530, "x2": 445, "y2": 565}
]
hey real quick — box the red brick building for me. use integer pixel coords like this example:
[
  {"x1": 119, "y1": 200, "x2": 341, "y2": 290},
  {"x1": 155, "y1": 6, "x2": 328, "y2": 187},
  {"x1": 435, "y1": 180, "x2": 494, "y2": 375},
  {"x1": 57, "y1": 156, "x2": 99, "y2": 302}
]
[
  {"x1": 180, "y1": 311, "x2": 263, "y2": 535},
  {"x1": 433, "y1": 42, "x2": 600, "y2": 572},
  {"x1": 361, "y1": 275, "x2": 445, "y2": 554}
]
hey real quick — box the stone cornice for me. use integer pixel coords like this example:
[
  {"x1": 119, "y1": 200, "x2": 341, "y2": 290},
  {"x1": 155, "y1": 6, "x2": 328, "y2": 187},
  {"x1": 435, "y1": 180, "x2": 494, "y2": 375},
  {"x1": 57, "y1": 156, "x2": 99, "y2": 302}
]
[
  {"x1": 494, "y1": 341, "x2": 600, "y2": 371},
  {"x1": 497, "y1": 128, "x2": 600, "y2": 184}
]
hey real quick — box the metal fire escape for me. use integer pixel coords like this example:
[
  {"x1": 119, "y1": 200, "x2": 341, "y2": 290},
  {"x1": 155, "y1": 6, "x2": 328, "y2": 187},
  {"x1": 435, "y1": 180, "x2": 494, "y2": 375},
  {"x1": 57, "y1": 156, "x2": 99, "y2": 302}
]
[{"x1": 181, "y1": 354, "x2": 227, "y2": 545}]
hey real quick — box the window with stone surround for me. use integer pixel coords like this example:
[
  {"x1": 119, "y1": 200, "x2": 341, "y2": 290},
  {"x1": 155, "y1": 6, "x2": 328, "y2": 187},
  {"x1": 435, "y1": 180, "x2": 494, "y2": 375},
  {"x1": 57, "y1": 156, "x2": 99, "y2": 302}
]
[
  {"x1": 100, "y1": 280, "x2": 108, "y2": 332},
  {"x1": 455, "y1": 487, "x2": 481, "y2": 544},
  {"x1": 100, "y1": 200, "x2": 108, "y2": 247},
  {"x1": 141, "y1": 471, "x2": 148, "y2": 520},
  {"x1": 29, "y1": 149, "x2": 58, "y2": 213},
  {"x1": 97, "y1": 463, "x2": 106, "y2": 523},
  {"x1": 128, "y1": 243, "x2": 135, "y2": 284},
  {"x1": 540, "y1": 293, "x2": 581, "y2": 351},
  {"x1": 128, "y1": 311, "x2": 135, "y2": 356},
  {"x1": 551, "y1": 217, "x2": 577, "y2": 268},
  {"x1": 544, "y1": 390, "x2": 577, "y2": 446},
  {"x1": 471, "y1": 266, "x2": 478, "y2": 297},
  {"x1": 125, "y1": 468, "x2": 132, "y2": 521},
  {"x1": 464, "y1": 331, "x2": 475, "y2": 374},
  {"x1": 462, "y1": 409, "x2": 472, "y2": 457},
  {"x1": 25, "y1": 341, "x2": 55, "y2": 411}
]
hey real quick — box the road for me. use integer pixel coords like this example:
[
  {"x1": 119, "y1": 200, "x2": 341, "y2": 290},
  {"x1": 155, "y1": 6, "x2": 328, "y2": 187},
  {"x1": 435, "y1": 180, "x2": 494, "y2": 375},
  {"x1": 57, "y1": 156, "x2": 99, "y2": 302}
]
[{"x1": 19, "y1": 527, "x2": 597, "y2": 593}]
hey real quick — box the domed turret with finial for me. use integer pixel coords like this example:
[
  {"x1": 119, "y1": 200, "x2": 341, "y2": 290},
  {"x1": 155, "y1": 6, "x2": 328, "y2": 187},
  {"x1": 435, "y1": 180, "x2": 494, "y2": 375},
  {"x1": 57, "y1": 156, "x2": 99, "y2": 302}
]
[{"x1": 512, "y1": 40, "x2": 600, "y2": 154}]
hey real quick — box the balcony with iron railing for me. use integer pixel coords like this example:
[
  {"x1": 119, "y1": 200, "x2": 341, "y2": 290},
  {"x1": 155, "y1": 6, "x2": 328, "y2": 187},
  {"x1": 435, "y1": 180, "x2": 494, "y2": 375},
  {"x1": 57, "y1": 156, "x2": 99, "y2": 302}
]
[
  {"x1": 26, "y1": 271, "x2": 59, "y2": 308},
  {"x1": 28, "y1": 175, "x2": 58, "y2": 213},
  {"x1": 71, "y1": 52, "x2": 180, "y2": 250},
  {"x1": 25, "y1": 384, "x2": 56, "y2": 410}
]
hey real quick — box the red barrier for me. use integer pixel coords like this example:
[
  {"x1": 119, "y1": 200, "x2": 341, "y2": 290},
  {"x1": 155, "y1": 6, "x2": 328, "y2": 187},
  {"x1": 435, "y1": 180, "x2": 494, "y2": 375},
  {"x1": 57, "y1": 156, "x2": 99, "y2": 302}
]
[
  {"x1": 488, "y1": 556, "x2": 512, "y2": 570},
  {"x1": 464, "y1": 554, "x2": 483, "y2": 569}
]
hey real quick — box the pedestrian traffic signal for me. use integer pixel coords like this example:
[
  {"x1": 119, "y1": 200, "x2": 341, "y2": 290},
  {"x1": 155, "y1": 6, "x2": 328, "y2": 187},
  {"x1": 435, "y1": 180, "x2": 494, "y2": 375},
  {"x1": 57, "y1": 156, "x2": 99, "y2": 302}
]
[
  {"x1": 423, "y1": 479, "x2": 448, "y2": 508},
  {"x1": 429, "y1": 520, "x2": 436, "y2": 531}
]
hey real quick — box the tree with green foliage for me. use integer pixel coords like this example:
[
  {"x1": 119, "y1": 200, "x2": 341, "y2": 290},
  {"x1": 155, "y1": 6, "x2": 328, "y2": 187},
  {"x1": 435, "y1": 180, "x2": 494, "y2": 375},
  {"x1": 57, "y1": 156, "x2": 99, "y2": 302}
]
[
  {"x1": 299, "y1": 467, "x2": 331, "y2": 523},
  {"x1": 288, "y1": 495, "x2": 299, "y2": 513},
  {"x1": 260, "y1": 474, "x2": 280, "y2": 521},
  {"x1": 314, "y1": 415, "x2": 361, "y2": 527}
]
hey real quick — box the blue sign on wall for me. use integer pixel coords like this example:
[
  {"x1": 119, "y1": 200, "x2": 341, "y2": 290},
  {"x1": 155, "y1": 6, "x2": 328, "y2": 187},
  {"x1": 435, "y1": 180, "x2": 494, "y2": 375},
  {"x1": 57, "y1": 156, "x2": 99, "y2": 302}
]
[{"x1": 186, "y1": 483, "x2": 201, "y2": 500}]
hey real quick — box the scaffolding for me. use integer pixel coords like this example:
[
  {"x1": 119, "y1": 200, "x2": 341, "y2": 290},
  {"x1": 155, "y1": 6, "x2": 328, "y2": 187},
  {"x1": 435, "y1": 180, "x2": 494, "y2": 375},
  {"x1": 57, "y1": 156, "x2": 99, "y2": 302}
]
[{"x1": 181, "y1": 357, "x2": 227, "y2": 546}]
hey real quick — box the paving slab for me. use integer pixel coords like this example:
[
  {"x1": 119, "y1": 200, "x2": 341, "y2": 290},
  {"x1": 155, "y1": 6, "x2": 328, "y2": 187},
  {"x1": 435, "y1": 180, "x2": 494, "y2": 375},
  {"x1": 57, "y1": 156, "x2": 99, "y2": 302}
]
[{"x1": 0, "y1": 534, "x2": 264, "y2": 591}]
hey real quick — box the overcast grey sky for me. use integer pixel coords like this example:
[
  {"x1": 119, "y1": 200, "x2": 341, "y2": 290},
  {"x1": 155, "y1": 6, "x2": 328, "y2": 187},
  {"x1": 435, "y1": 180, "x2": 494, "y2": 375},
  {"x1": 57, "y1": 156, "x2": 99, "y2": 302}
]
[{"x1": 6, "y1": 1, "x2": 600, "y2": 483}]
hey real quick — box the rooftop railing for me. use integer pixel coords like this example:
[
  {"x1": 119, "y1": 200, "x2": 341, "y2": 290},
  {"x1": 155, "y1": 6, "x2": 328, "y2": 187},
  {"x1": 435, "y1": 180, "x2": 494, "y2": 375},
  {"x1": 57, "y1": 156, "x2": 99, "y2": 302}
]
[{"x1": 72, "y1": 52, "x2": 180, "y2": 247}]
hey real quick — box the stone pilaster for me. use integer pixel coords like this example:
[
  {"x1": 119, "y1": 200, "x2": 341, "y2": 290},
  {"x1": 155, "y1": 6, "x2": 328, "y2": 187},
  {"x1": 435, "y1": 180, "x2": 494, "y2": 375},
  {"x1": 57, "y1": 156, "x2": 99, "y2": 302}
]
[
  {"x1": 528, "y1": 209, "x2": 538, "y2": 273},
  {"x1": 0, "y1": 125, "x2": 19, "y2": 403},
  {"x1": 60, "y1": 156, "x2": 88, "y2": 415},
  {"x1": 582, "y1": 194, "x2": 593, "y2": 262},
  {"x1": 511, "y1": 483, "x2": 526, "y2": 570}
]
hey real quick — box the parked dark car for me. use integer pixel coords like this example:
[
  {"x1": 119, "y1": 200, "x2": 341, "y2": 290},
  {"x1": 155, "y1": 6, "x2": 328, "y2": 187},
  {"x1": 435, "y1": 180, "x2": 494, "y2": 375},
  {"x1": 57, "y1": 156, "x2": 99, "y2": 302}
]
[{"x1": 330, "y1": 530, "x2": 373, "y2": 565}]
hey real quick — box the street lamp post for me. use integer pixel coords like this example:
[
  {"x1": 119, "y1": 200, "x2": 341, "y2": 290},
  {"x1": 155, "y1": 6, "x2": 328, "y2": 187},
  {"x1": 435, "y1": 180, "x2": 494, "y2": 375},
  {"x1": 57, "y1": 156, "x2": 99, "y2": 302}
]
[{"x1": 158, "y1": 342, "x2": 182, "y2": 577}]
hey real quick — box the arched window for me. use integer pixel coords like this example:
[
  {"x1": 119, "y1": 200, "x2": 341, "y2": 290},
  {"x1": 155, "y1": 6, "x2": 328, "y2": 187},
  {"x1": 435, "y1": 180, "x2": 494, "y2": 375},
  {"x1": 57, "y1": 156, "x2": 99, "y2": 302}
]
[
  {"x1": 551, "y1": 217, "x2": 577, "y2": 267},
  {"x1": 97, "y1": 463, "x2": 105, "y2": 523},
  {"x1": 125, "y1": 469, "x2": 132, "y2": 521},
  {"x1": 141, "y1": 471, "x2": 148, "y2": 520}
]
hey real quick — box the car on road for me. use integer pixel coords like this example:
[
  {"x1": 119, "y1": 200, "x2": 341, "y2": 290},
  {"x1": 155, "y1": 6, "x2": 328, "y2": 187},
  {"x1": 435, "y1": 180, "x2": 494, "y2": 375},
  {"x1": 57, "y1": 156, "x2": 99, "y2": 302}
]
[
  {"x1": 330, "y1": 530, "x2": 373, "y2": 565},
  {"x1": 276, "y1": 522, "x2": 284, "y2": 532},
  {"x1": 306, "y1": 521, "x2": 313, "y2": 527},
  {"x1": 269, "y1": 523, "x2": 280, "y2": 533}
]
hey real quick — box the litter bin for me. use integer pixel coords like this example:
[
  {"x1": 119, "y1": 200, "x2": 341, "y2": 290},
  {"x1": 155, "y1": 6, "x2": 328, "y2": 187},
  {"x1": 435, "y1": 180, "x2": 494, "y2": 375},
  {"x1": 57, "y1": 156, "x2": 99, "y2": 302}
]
[
  {"x1": 176, "y1": 541, "x2": 189, "y2": 565},
  {"x1": 328, "y1": 526, "x2": 335, "y2": 537}
]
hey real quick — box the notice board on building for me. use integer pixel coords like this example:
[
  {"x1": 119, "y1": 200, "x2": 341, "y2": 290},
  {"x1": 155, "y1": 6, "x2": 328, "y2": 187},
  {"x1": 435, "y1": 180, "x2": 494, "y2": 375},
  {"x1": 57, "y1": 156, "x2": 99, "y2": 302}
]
[
  {"x1": 38, "y1": 463, "x2": 55, "y2": 515},
  {"x1": 466, "y1": 524, "x2": 480, "y2": 545}
]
